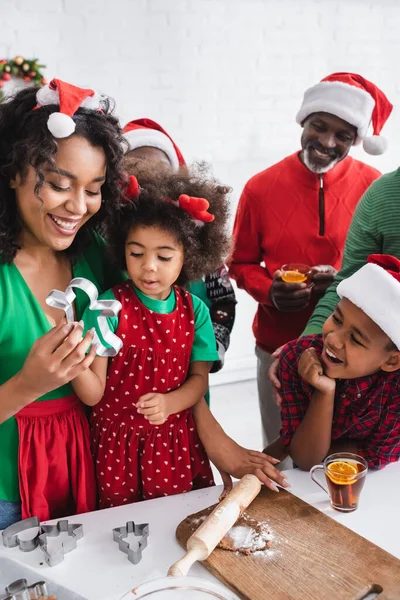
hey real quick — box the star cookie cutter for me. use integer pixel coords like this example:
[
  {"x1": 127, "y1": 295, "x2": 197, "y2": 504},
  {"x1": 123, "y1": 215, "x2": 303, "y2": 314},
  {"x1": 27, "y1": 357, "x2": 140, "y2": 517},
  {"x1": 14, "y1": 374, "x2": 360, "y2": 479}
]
[
  {"x1": 38, "y1": 519, "x2": 84, "y2": 567},
  {"x1": 46, "y1": 276, "x2": 123, "y2": 357},
  {"x1": 112, "y1": 521, "x2": 149, "y2": 565},
  {"x1": 2, "y1": 517, "x2": 41, "y2": 552},
  {"x1": 3, "y1": 579, "x2": 48, "y2": 600}
]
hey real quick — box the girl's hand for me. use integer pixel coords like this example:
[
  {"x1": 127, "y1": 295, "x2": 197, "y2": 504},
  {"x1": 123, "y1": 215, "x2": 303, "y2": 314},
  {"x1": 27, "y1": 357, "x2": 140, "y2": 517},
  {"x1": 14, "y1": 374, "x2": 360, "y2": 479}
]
[
  {"x1": 19, "y1": 321, "x2": 96, "y2": 398},
  {"x1": 208, "y1": 439, "x2": 289, "y2": 493},
  {"x1": 137, "y1": 392, "x2": 169, "y2": 425},
  {"x1": 298, "y1": 348, "x2": 336, "y2": 394}
]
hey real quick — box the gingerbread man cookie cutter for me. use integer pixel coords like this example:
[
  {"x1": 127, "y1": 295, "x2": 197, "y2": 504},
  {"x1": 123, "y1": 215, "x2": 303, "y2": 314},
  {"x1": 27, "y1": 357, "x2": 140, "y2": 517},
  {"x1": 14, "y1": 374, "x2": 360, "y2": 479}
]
[
  {"x1": 2, "y1": 579, "x2": 48, "y2": 600},
  {"x1": 39, "y1": 519, "x2": 84, "y2": 567},
  {"x1": 46, "y1": 276, "x2": 123, "y2": 357},
  {"x1": 2, "y1": 517, "x2": 41, "y2": 552},
  {"x1": 113, "y1": 521, "x2": 149, "y2": 564}
]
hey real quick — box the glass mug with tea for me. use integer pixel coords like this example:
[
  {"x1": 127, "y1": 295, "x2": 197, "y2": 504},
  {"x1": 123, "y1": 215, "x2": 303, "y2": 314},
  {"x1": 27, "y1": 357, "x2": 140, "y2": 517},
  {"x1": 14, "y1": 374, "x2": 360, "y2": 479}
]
[
  {"x1": 281, "y1": 263, "x2": 312, "y2": 284},
  {"x1": 310, "y1": 452, "x2": 368, "y2": 512}
]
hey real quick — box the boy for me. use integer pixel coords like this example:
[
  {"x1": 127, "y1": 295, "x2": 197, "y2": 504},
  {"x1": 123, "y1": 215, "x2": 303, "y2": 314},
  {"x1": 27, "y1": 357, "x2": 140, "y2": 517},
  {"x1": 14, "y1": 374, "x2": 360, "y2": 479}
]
[{"x1": 277, "y1": 254, "x2": 400, "y2": 470}]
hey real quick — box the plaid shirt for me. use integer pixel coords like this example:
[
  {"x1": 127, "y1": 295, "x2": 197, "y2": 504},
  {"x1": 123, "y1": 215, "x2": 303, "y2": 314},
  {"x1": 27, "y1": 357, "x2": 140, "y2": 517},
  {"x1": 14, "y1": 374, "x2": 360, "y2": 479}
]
[{"x1": 278, "y1": 334, "x2": 400, "y2": 469}]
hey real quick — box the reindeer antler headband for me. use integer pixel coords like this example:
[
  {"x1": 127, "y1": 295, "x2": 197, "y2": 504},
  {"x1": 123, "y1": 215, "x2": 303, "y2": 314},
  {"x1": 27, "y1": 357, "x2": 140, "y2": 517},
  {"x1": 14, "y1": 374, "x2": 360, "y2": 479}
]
[{"x1": 122, "y1": 175, "x2": 215, "y2": 227}]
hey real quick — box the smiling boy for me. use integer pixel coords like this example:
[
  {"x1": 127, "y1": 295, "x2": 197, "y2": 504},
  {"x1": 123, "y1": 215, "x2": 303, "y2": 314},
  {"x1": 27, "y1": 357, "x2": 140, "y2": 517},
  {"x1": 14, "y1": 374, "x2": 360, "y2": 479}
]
[{"x1": 278, "y1": 254, "x2": 400, "y2": 470}]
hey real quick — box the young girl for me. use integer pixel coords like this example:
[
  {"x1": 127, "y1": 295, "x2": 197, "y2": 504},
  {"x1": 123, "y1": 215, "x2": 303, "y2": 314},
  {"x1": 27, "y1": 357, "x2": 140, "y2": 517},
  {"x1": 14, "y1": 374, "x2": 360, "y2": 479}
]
[
  {"x1": 72, "y1": 168, "x2": 231, "y2": 507},
  {"x1": 0, "y1": 78, "x2": 125, "y2": 528}
]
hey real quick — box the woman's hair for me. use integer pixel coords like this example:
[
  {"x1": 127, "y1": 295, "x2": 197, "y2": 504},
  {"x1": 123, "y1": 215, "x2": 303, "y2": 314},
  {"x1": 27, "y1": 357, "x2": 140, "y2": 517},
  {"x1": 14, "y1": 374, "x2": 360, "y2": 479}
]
[
  {"x1": 0, "y1": 86, "x2": 126, "y2": 263},
  {"x1": 106, "y1": 163, "x2": 232, "y2": 286}
]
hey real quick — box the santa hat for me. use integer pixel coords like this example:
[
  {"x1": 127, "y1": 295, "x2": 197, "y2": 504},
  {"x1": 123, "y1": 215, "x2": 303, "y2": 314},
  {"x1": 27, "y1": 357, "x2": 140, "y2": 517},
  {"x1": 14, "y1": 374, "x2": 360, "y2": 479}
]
[
  {"x1": 296, "y1": 72, "x2": 393, "y2": 155},
  {"x1": 35, "y1": 78, "x2": 102, "y2": 139},
  {"x1": 337, "y1": 254, "x2": 400, "y2": 349},
  {"x1": 123, "y1": 118, "x2": 185, "y2": 172}
]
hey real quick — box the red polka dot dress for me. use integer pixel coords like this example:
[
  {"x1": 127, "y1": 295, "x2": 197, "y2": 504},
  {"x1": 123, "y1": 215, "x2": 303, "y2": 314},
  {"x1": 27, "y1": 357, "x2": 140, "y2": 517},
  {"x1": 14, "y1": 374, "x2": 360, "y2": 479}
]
[{"x1": 90, "y1": 282, "x2": 215, "y2": 508}]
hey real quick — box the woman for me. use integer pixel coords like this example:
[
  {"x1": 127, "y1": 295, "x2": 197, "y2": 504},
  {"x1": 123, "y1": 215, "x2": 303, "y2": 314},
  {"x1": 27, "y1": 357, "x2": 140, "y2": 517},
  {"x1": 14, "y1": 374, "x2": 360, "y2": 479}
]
[{"x1": 0, "y1": 79, "x2": 125, "y2": 528}]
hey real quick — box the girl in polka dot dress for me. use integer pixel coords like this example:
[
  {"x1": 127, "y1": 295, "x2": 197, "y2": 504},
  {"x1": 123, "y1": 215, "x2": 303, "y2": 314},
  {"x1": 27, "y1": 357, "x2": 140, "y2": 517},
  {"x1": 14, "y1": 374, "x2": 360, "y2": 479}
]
[{"x1": 72, "y1": 167, "x2": 231, "y2": 508}]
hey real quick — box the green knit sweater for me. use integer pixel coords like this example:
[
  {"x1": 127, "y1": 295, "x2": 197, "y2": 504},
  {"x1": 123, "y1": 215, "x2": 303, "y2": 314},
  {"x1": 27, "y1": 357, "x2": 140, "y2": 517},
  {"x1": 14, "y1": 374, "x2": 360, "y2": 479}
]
[{"x1": 303, "y1": 168, "x2": 400, "y2": 335}]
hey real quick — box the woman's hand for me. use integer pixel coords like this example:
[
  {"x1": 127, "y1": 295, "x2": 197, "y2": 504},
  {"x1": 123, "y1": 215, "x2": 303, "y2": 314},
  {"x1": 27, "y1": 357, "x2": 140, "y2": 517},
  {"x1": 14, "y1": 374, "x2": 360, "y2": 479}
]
[
  {"x1": 298, "y1": 348, "x2": 336, "y2": 394},
  {"x1": 268, "y1": 344, "x2": 285, "y2": 406},
  {"x1": 18, "y1": 321, "x2": 96, "y2": 398}
]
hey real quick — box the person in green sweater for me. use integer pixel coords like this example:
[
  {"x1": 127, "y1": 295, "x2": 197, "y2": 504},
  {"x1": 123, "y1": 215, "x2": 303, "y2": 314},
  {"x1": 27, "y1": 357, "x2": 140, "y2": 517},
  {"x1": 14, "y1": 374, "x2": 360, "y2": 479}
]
[{"x1": 302, "y1": 170, "x2": 400, "y2": 336}]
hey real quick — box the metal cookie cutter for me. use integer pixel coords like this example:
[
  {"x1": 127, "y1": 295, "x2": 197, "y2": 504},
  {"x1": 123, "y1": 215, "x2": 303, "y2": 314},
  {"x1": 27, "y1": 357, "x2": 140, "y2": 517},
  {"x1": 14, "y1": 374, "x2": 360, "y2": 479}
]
[
  {"x1": 3, "y1": 579, "x2": 49, "y2": 600},
  {"x1": 113, "y1": 521, "x2": 149, "y2": 564},
  {"x1": 39, "y1": 519, "x2": 84, "y2": 567},
  {"x1": 2, "y1": 517, "x2": 41, "y2": 552}
]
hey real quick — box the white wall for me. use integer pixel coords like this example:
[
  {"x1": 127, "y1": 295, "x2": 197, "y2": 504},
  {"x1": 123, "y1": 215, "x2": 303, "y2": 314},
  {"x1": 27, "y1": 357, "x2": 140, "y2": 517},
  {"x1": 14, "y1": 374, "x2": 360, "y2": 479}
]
[{"x1": 3, "y1": 0, "x2": 400, "y2": 385}]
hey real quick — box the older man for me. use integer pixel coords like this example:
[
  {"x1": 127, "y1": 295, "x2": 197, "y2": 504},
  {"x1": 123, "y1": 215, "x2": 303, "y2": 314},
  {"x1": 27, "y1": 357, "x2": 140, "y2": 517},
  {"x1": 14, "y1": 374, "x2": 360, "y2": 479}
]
[{"x1": 229, "y1": 72, "x2": 392, "y2": 448}]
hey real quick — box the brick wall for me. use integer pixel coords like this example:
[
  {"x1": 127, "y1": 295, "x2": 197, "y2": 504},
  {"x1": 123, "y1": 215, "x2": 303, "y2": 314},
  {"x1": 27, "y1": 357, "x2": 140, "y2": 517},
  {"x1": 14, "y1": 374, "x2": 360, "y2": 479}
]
[{"x1": 3, "y1": 0, "x2": 400, "y2": 384}]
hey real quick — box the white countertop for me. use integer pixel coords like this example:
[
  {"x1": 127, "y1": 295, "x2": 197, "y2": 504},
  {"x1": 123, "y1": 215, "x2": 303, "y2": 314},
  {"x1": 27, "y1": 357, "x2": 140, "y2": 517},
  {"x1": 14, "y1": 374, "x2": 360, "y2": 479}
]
[{"x1": 1, "y1": 463, "x2": 400, "y2": 600}]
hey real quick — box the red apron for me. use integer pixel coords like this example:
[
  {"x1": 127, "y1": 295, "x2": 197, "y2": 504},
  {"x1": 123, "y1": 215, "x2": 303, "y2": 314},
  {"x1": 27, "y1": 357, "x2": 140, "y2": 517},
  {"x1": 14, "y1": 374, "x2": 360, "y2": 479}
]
[
  {"x1": 15, "y1": 394, "x2": 96, "y2": 521},
  {"x1": 91, "y1": 283, "x2": 214, "y2": 508}
]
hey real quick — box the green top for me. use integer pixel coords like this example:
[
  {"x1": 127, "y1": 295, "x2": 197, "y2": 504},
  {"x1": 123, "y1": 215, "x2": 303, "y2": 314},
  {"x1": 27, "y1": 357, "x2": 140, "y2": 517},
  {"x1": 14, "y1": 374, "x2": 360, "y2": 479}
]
[
  {"x1": 82, "y1": 284, "x2": 219, "y2": 363},
  {"x1": 303, "y1": 170, "x2": 400, "y2": 335},
  {"x1": 0, "y1": 232, "x2": 123, "y2": 502}
]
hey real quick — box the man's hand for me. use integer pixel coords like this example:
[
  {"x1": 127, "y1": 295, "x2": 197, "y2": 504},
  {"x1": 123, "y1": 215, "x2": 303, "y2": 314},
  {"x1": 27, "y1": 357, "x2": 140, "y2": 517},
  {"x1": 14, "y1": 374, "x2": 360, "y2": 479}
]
[
  {"x1": 298, "y1": 348, "x2": 336, "y2": 394},
  {"x1": 270, "y1": 270, "x2": 311, "y2": 312},
  {"x1": 268, "y1": 344, "x2": 285, "y2": 406},
  {"x1": 311, "y1": 265, "x2": 337, "y2": 295},
  {"x1": 137, "y1": 392, "x2": 169, "y2": 425}
]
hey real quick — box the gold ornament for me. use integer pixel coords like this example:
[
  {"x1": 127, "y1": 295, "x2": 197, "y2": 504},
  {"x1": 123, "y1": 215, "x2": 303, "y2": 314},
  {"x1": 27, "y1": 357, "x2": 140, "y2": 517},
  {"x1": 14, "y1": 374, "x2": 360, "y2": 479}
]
[
  {"x1": 22, "y1": 63, "x2": 30, "y2": 72},
  {"x1": 14, "y1": 56, "x2": 23, "y2": 66},
  {"x1": 4, "y1": 65, "x2": 11, "y2": 73}
]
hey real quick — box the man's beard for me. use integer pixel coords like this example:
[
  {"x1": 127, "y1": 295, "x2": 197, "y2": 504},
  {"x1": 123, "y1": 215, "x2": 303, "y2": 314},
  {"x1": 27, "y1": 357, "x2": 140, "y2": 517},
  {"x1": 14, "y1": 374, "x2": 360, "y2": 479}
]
[{"x1": 302, "y1": 143, "x2": 342, "y2": 174}]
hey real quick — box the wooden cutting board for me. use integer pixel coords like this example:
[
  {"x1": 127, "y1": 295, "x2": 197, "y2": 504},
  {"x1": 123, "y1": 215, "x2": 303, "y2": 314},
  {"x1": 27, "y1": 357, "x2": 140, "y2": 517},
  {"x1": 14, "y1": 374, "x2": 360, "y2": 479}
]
[{"x1": 176, "y1": 487, "x2": 400, "y2": 600}]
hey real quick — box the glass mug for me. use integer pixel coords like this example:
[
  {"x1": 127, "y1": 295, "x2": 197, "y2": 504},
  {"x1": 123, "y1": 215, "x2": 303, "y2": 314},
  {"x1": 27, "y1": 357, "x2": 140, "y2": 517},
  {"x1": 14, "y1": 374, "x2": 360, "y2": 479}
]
[
  {"x1": 281, "y1": 263, "x2": 311, "y2": 284},
  {"x1": 120, "y1": 577, "x2": 240, "y2": 600},
  {"x1": 310, "y1": 452, "x2": 368, "y2": 512}
]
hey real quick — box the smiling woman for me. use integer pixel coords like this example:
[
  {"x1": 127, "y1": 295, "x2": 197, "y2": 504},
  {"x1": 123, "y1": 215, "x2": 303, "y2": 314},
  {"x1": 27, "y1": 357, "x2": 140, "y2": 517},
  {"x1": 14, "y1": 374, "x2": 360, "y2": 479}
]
[{"x1": 0, "y1": 79, "x2": 125, "y2": 528}]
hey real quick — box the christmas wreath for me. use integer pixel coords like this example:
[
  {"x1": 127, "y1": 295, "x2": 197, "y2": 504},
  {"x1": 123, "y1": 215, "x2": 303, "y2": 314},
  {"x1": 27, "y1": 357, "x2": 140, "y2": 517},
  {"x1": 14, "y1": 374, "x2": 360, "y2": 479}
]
[{"x1": 0, "y1": 56, "x2": 46, "y2": 101}]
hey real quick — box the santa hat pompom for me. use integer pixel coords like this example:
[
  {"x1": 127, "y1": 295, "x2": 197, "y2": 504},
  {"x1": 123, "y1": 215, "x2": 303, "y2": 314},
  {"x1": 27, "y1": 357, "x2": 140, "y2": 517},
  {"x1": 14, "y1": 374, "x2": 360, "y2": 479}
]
[
  {"x1": 47, "y1": 112, "x2": 76, "y2": 139},
  {"x1": 34, "y1": 78, "x2": 101, "y2": 139},
  {"x1": 362, "y1": 135, "x2": 388, "y2": 156}
]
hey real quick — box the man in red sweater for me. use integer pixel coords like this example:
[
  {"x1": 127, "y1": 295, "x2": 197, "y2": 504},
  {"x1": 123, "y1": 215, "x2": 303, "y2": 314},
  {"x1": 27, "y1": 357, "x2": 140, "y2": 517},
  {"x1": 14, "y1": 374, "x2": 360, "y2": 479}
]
[{"x1": 229, "y1": 72, "x2": 392, "y2": 450}]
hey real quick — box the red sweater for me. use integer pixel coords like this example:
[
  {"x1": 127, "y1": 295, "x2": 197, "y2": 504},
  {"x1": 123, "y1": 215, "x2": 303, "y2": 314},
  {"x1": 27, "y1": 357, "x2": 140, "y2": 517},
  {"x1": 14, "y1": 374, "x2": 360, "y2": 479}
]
[{"x1": 229, "y1": 152, "x2": 381, "y2": 354}]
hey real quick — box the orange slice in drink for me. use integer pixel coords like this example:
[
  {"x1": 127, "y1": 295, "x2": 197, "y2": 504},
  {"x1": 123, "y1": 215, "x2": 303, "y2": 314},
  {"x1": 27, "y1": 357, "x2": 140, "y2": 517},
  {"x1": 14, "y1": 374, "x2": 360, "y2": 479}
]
[{"x1": 327, "y1": 461, "x2": 358, "y2": 485}]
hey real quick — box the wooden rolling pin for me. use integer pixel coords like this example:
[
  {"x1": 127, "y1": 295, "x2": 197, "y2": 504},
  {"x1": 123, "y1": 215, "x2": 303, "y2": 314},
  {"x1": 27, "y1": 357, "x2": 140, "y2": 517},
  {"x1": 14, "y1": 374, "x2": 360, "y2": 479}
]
[{"x1": 168, "y1": 474, "x2": 261, "y2": 577}]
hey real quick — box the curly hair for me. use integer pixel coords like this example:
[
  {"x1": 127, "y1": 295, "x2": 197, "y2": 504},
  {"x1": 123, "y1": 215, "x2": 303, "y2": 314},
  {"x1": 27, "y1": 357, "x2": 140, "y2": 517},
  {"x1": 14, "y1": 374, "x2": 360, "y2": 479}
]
[
  {"x1": 0, "y1": 86, "x2": 126, "y2": 263},
  {"x1": 106, "y1": 164, "x2": 232, "y2": 286}
]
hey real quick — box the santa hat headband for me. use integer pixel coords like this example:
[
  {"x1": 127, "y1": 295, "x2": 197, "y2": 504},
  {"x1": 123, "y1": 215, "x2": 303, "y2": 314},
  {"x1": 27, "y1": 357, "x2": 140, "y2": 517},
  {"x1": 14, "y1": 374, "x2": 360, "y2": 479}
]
[
  {"x1": 337, "y1": 254, "x2": 400, "y2": 349},
  {"x1": 35, "y1": 78, "x2": 103, "y2": 139},
  {"x1": 123, "y1": 118, "x2": 185, "y2": 173},
  {"x1": 296, "y1": 72, "x2": 393, "y2": 155}
]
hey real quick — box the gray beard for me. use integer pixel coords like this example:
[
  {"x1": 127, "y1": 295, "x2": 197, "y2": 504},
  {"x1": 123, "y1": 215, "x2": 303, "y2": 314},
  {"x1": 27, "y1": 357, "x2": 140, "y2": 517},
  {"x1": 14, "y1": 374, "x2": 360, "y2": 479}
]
[{"x1": 302, "y1": 147, "x2": 341, "y2": 174}]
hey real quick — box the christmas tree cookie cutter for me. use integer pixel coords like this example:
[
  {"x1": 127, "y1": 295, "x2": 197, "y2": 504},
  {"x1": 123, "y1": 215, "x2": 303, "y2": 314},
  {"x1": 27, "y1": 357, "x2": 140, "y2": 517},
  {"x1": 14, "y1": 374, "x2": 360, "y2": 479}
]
[
  {"x1": 3, "y1": 578, "x2": 49, "y2": 600},
  {"x1": 113, "y1": 521, "x2": 149, "y2": 564},
  {"x1": 2, "y1": 517, "x2": 41, "y2": 552},
  {"x1": 39, "y1": 519, "x2": 84, "y2": 567}
]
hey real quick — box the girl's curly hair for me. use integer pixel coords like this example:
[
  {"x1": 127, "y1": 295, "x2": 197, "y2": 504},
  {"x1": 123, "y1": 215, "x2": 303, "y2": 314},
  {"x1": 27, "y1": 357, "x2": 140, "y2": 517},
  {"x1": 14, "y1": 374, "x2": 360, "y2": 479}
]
[
  {"x1": 106, "y1": 163, "x2": 232, "y2": 286},
  {"x1": 0, "y1": 86, "x2": 126, "y2": 264}
]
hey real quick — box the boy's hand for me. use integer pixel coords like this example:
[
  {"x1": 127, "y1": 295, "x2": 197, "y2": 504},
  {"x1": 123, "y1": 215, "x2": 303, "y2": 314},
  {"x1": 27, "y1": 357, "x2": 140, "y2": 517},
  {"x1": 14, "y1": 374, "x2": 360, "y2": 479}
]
[
  {"x1": 137, "y1": 393, "x2": 169, "y2": 425},
  {"x1": 298, "y1": 348, "x2": 336, "y2": 394}
]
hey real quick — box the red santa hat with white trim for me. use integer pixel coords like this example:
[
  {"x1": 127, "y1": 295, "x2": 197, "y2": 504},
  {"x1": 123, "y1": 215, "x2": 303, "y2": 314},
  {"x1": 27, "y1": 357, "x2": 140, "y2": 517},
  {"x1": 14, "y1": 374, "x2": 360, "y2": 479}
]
[
  {"x1": 337, "y1": 254, "x2": 400, "y2": 349},
  {"x1": 123, "y1": 118, "x2": 185, "y2": 172},
  {"x1": 296, "y1": 72, "x2": 393, "y2": 155},
  {"x1": 35, "y1": 78, "x2": 102, "y2": 138}
]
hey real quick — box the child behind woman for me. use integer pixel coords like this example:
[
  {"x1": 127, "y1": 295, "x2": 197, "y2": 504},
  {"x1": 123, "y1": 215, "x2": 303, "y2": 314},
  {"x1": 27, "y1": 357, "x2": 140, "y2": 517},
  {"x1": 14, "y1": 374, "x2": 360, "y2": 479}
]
[{"x1": 72, "y1": 167, "x2": 231, "y2": 508}]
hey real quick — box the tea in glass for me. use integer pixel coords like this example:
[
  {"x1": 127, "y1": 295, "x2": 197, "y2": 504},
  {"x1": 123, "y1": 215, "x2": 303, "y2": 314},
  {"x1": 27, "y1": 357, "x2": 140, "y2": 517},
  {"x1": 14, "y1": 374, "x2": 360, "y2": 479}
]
[
  {"x1": 281, "y1": 263, "x2": 311, "y2": 284},
  {"x1": 310, "y1": 453, "x2": 368, "y2": 512}
]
